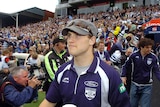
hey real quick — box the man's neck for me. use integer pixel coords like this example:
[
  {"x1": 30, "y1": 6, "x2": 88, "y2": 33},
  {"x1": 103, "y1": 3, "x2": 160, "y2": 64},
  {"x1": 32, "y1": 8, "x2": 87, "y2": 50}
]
[
  {"x1": 53, "y1": 47, "x2": 61, "y2": 54},
  {"x1": 74, "y1": 53, "x2": 94, "y2": 67},
  {"x1": 140, "y1": 50, "x2": 147, "y2": 57},
  {"x1": 98, "y1": 50, "x2": 103, "y2": 53}
]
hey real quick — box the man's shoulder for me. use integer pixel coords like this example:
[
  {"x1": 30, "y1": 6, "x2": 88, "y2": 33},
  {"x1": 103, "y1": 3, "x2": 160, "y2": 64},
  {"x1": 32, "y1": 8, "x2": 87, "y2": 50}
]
[
  {"x1": 98, "y1": 60, "x2": 118, "y2": 75},
  {"x1": 149, "y1": 52, "x2": 158, "y2": 59},
  {"x1": 94, "y1": 51, "x2": 99, "y2": 56},
  {"x1": 0, "y1": 73, "x2": 12, "y2": 102},
  {"x1": 45, "y1": 51, "x2": 55, "y2": 59},
  {"x1": 0, "y1": 73, "x2": 10, "y2": 85},
  {"x1": 59, "y1": 60, "x2": 72, "y2": 69},
  {"x1": 45, "y1": 51, "x2": 53, "y2": 56}
]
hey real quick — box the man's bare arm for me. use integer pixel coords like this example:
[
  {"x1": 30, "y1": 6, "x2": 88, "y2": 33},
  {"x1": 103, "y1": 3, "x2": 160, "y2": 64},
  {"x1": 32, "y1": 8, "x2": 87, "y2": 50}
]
[{"x1": 39, "y1": 99, "x2": 56, "y2": 107}]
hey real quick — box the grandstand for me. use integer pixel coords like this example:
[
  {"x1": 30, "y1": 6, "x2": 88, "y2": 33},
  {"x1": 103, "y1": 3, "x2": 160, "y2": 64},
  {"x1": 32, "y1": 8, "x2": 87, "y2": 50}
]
[
  {"x1": 55, "y1": 0, "x2": 159, "y2": 16},
  {"x1": 0, "y1": 7, "x2": 54, "y2": 28}
]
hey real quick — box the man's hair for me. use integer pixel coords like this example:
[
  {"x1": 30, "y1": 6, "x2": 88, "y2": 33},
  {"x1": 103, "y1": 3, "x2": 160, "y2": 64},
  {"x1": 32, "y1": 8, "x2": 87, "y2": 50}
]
[
  {"x1": 10, "y1": 66, "x2": 28, "y2": 77},
  {"x1": 29, "y1": 46, "x2": 36, "y2": 52},
  {"x1": 2, "y1": 49, "x2": 10, "y2": 56},
  {"x1": 62, "y1": 19, "x2": 98, "y2": 37},
  {"x1": 137, "y1": 38, "x2": 154, "y2": 49},
  {"x1": 32, "y1": 52, "x2": 38, "y2": 59},
  {"x1": 97, "y1": 41, "x2": 105, "y2": 47}
]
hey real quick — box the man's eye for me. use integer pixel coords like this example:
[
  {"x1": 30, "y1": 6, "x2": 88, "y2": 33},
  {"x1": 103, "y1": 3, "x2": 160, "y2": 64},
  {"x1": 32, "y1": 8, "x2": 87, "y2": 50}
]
[
  {"x1": 76, "y1": 34, "x2": 81, "y2": 37},
  {"x1": 67, "y1": 33, "x2": 70, "y2": 36},
  {"x1": 66, "y1": 33, "x2": 71, "y2": 37}
]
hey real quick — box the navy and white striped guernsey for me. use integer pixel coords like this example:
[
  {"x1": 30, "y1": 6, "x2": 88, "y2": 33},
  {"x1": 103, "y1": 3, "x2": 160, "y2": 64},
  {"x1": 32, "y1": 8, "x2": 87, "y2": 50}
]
[{"x1": 46, "y1": 55, "x2": 130, "y2": 107}]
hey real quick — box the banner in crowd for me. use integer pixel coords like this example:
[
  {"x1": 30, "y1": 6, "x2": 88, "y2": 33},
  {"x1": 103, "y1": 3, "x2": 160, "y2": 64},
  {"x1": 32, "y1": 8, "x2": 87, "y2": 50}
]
[{"x1": 142, "y1": 18, "x2": 160, "y2": 35}]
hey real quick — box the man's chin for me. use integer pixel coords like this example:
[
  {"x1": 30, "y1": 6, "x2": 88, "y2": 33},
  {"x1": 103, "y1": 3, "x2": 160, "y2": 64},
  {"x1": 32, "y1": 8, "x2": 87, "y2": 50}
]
[{"x1": 24, "y1": 83, "x2": 28, "y2": 87}]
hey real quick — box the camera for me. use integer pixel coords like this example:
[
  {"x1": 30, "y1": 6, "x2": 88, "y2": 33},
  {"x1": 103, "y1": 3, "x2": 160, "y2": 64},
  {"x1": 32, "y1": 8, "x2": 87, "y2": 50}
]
[
  {"x1": 9, "y1": 56, "x2": 16, "y2": 60},
  {"x1": 28, "y1": 73, "x2": 35, "y2": 79},
  {"x1": 28, "y1": 72, "x2": 45, "y2": 80},
  {"x1": 28, "y1": 64, "x2": 46, "y2": 80},
  {"x1": 36, "y1": 72, "x2": 46, "y2": 80}
]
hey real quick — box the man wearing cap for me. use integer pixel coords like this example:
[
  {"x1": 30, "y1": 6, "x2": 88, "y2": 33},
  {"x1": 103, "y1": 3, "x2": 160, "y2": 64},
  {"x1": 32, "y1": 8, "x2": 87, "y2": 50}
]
[
  {"x1": 40, "y1": 19, "x2": 130, "y2": 107},
  {"x1": 43, "y1": 36, "x2": 68, "y2": 94}
]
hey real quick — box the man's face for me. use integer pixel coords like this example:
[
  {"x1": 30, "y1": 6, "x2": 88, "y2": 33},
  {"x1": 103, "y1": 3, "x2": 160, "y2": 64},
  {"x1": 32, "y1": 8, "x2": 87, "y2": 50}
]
[
  {"x1": 140, "y1": 45, "x2": 152, "y2": 55},
  {"x1": 57, "y1": 42, "x2": 66, "y2": 51},
  {"x1": 14, "y1": 70, "x2": 29, "y2": 87},
  {"x1": 98, "y1": 43, "x2": 105, "y2": 52},
  {"x1": 20, "y1": 45, "x2": 24, "y2": 49},
  {"x1": 66, "y1": 31, "x2": 95, "y2": 57}
]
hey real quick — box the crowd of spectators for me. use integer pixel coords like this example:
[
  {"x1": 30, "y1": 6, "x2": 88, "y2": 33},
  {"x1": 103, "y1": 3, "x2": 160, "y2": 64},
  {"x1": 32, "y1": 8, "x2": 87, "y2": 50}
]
[
  {"x1": 0, "y1": 4, "x2": 159, "y2": 72},
  {"x1": 0, "y1": 4, "x2": 160, "y2": 57},
  {"x1": 0, "y1": 3, "x2": 160, "y2": 106}
]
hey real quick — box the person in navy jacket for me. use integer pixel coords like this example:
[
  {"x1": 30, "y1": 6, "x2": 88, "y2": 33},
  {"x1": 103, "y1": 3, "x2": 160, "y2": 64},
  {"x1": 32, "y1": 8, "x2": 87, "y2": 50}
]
[
  {"x1": 1, "y1": 66, "x2": 41, "y2": 107},
  {"x1": 40, "y1": 19, "x2": 130, "y2": 107},
  {"x1": 121, "y1": 38, "x2": 160, "y2": 107},
  {"x1": 94, "y1": 41, "x2": 112, "y2": 65}
]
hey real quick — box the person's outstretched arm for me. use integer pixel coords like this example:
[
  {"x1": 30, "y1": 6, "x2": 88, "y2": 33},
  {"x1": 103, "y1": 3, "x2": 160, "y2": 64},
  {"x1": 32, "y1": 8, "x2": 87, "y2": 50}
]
[{"x1": 39, "y1": 99, "x2": 56, "y2": 107}]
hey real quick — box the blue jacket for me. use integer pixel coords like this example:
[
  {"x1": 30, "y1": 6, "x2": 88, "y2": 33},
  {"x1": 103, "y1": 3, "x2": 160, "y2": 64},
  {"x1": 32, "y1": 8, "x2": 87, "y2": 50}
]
[
  {"x1": 2, "y1": 75, "x2": 37, "y2": 107},
  {"x1": 94, "y1": 51, "x2": 110, "y2": 61},
  {"x1": 121, "y1": 50, "x2": 160, "y2": 84},
  {"x1": 46, "y1": 56, "x2": 130, "y2": 107}
]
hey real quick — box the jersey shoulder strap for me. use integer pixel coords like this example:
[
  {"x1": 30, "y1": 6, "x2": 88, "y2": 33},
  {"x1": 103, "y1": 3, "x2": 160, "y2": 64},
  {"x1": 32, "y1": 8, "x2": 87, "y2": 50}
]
[
  {"x1": 0, "y1": 73, "x2": 12, "y2": 102},
  {"x1": 27, "y1": 54, "x2": 31, "y2": 60},
  {"x1": 0, "y1": 81, "x2": 12, "y2": 102}
]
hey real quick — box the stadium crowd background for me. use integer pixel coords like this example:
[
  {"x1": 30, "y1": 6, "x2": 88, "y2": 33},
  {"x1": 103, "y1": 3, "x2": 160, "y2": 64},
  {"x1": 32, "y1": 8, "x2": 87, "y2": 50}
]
[
  {"x1": 0, "y1": 2, "x2": 160, "y2": 106},
  {"x1": 0, "y1": 4, "x2": 160, "y2": 71}
]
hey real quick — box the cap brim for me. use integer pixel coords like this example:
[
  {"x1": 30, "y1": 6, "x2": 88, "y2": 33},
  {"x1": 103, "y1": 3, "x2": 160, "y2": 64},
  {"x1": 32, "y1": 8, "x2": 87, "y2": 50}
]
[
  {"x1": 62, "y1": 25, "x2": 90, "y2": 36},
  {"x1": 59, "y1": 39, "x2": 66, "y2": 43},
  {"x1": 53, "y1": 39, "x2": 66, "y2": 45}
]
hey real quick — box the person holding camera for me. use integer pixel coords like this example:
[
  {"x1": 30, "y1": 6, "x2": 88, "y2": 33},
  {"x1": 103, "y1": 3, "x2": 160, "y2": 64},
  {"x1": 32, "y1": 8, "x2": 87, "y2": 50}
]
[
  {"x1": 24, "y1": 46, "x2": 41, "y2": 102},
  {"x1": 0, "y1": 66, "x2": 41, "y2": 107}
]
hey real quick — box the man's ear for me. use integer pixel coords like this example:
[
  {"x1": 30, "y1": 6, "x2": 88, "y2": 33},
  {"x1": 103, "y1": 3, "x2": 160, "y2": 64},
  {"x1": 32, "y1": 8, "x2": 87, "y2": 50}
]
[
  {"x1": 56, "y1": 43, "x2": 59, "y2": 46},
  {"x1": 89, "y1": 36, "x2": 96, "y2": 45},
  {"x1": 13, "y1": 76, "x2": 19, "y2": 82}
]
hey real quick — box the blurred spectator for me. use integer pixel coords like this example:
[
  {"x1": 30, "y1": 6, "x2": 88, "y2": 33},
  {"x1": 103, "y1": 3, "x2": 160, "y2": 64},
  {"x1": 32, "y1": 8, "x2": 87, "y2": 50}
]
[
  {"x1": 43, "y1": 37, "x2": 68, "y2": 93},
  {"x1": 24, "y1": 46, "x2": 41, "y2": 73},
  {"x1": 15, "y1": 43, "x2": 28, "y2": 65},
  {"x1": 15, "y1": 43, "x2": 28, "y2": 53},
  {"x1": 105, "y1": 32, "x2": 117, "y2": 51},
  {"x1": 94, "y1": 41, "x2": 111, "y2": 65},
  {"x1": 36, "y1": 44, "x2": 44, "y2": 55},
  {"x1": 7, "y1": 47, "x2": 17, "y2": 68},
  {"x1": 0, "y1": 48, "x2": 10, "y2": 72}
]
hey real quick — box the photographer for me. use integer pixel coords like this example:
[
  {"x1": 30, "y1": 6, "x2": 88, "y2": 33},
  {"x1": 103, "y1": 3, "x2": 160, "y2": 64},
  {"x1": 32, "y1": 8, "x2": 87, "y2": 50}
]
[
  {"x1": 0, "y1": 66, "x2": 41, "y2": 107},
  {"x1": 24, "y1": 46, "x2": 42, "y2": 102}
]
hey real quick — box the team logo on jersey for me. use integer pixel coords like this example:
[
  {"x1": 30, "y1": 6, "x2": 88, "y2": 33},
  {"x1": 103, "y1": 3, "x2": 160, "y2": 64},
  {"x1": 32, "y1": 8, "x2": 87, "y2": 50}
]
[
  {"x1": 147, "y1": 58, "x2": 152, "y2": 65},
  {"x1": 85, "y1": 87, "x2": 96, "y2": 100},
  {"x1": 62, "y1": 77, "x2": 69, "y2": 83},
  {"x1": 135, "y1": 56, "x2": 139, "y2": 59},
  {"x1": 84, "y1": 81, "x2": 98, "y2": 87}
]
